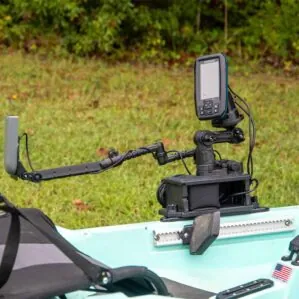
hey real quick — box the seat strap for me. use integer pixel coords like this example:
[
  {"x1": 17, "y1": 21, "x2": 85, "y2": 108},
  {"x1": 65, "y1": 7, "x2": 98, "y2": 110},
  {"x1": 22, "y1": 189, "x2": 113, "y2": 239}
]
[
  {"x1": 0, "y1": 195, "x2": 169, "y2": 297},
  {"x1": 0, "y1": 194, "x2": 103, "y2": 283},
  {"x1": 0, "y1": 205, "x2": 21, "y2": 288}
]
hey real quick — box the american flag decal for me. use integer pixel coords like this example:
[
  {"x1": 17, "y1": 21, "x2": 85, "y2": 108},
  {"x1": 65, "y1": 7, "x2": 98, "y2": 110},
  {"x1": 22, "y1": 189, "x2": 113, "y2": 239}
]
[{"x1": 272, "y1": 263, "x2": 292, "y2": 282}]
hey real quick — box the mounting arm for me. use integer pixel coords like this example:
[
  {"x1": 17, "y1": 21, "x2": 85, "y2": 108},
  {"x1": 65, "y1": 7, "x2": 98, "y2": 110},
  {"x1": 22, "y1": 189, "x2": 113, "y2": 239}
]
[
  {"x1": 4, "y1": 116, "x2": 195, "y2": 183},
  {"x1": 21, "y1": 143, "x2": 195, "y2": 183},
  {"x1": 194, "y1": 127, "x2": 245, "y2": 176}
]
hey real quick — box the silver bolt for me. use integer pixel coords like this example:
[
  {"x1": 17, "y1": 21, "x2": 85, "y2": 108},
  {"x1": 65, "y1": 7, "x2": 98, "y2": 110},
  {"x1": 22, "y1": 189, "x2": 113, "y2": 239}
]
[
  {"x1": 153, "y1": 233, "x2": 160, "y2": 241},
  {"x1": 102, "y1": 277, "x2": 109, "y2": 285}
]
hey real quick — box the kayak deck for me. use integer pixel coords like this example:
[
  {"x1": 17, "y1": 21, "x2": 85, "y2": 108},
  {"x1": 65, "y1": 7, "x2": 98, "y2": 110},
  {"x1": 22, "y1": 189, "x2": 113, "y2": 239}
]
[{"x1": 59, "y1": 206, "x2": 299, "y2": 299}]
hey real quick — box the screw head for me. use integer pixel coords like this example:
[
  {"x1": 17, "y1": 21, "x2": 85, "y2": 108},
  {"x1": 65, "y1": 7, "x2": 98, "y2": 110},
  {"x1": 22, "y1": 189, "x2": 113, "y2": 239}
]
[
  {"x1": 102, "y1": 277, "x2": 109, "y2": 285},
  {"x1": 100, "y1": 271, "x2": 111, "y2": 285},
  {"x1": 285, "y1": 220, "x2": 292, "y2": 226}
]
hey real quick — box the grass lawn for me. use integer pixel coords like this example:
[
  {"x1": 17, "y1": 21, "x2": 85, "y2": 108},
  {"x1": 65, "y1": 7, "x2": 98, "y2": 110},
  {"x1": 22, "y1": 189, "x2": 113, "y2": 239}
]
[{"x1": 0, "y1": 52, "x2": 298, "y2": 229}]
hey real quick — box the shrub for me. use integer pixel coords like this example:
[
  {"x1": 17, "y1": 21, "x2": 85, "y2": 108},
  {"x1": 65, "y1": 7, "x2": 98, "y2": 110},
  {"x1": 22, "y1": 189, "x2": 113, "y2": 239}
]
[{"x1": 0, "y1": 0, "x2": 297, "y2": 64}]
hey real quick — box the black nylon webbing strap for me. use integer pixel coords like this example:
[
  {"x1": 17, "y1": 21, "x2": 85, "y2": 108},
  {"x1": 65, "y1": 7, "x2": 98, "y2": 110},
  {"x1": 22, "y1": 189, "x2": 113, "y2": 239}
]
[
  {"x1": 0, "y1": 206, "x2": 21, "y2": 288},
  {"x1": 0, "y1": 195, "x2": 169, "y2": 297},
  {"x1": 0, "y1": 194, "x2": 103, "y2": 283}
]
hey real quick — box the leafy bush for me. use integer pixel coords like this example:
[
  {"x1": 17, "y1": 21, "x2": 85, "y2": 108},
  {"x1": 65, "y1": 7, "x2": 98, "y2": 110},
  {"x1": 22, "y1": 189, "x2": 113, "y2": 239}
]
[
  {"x1": 0, "y1": 0, "x2": 298, "y2": 64},
  {"x1": 244, "y1": 0, "x2": 299, "y2": 61}
]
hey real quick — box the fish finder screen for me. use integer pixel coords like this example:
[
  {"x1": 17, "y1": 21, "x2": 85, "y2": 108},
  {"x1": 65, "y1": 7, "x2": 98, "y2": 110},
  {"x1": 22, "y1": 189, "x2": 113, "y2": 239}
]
[{"x1": 200, "y1": 59, "x2": 220, "y2": 100}]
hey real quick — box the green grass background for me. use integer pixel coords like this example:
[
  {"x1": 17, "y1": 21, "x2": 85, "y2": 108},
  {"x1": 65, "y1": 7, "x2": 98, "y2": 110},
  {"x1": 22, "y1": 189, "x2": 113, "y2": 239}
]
[{"x1": 0, "y1": 52, "x2": 298, "y2": 228}]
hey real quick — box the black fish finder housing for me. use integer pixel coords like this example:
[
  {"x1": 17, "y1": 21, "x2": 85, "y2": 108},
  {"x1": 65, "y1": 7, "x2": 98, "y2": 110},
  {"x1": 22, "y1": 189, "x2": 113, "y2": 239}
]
[{"x1": 194, "y1": 53, "x2": 228, "y2": 120}]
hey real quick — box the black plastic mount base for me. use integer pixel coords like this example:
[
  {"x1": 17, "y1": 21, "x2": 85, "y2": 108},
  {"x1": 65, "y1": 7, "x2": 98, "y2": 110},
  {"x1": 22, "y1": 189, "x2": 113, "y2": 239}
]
[
  {"x1": 281, "y1": 235, "x2": 299, "y2": 266},
  {"x1": 158, "y1": 174, "x2": 268, "y2": 222}
]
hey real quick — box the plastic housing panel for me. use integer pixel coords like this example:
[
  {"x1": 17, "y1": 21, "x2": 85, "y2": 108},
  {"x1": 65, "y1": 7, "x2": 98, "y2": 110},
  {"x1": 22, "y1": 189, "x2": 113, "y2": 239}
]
[{"x1": 4, "y1": 116, "x2": 19, "y2": 176}]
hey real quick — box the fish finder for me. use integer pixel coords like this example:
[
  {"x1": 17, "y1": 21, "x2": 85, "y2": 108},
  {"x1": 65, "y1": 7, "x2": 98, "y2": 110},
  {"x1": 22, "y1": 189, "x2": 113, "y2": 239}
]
[{"x1": 194, "y1": 53, "x2": 227, "y2": 120}]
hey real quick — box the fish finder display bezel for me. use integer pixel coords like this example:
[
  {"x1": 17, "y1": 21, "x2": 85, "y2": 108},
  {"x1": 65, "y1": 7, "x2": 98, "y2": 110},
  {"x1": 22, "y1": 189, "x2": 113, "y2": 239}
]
[{"x1": 194, "y1": 53, "x2": 227, "y2": 120}]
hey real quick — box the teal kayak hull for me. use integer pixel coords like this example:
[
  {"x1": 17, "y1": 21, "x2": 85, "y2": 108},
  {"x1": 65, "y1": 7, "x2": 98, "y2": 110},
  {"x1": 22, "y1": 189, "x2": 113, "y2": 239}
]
[{"x1": 58, "y1": 206, "x2": 299, "y2": 299}]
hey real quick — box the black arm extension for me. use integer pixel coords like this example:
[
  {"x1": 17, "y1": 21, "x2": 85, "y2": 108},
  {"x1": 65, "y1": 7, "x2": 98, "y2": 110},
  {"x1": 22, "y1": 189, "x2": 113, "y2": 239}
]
[
  {"x1": 19, "y1": 142, "x2": 195, "y2": 182},
  {"x1": 194, "y1": 127, "x2": 245, "y2": 146}
]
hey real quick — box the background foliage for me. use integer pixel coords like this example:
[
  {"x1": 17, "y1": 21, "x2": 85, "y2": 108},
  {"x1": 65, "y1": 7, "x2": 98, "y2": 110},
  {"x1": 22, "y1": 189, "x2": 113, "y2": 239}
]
[{"x1": 0, "y1": 0, "x2": 298, "y2": 66}]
